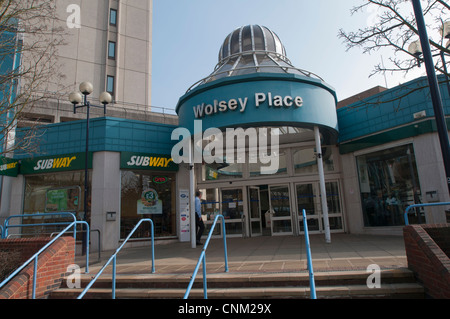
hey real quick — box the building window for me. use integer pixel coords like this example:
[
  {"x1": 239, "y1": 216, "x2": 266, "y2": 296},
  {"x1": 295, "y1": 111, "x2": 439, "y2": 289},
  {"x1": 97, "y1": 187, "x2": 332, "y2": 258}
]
[
  {"x1": 108, "y1": 41, "x2": 116, "y2": 59},
  {"x1": 120, "y1": 171, "x2": 176, "y2": 239},
  {"x1": 23, "y1": 171, "x2": 91, "y2": 234},
  {"x1": 292, "y1": 146, "x2": 334, "y2": 175},
  {"x1": 106, "y1": 75, "x2": 114, "y2": 95},
  {"x1": 356, "y1": 144, "x2": 422, "y2": 227},
  {"x1": 110, "y1": 9, "x2": 117, "y2": 26}
]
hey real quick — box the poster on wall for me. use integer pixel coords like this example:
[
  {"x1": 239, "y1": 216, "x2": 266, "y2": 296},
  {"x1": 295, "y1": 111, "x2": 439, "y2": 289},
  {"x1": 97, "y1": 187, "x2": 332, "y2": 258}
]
[
  {"x1": 179, "y1": 189, "x2": 190, "y2": 242},
  {"x1": 45, "y1": 187, "x2": 80, "y2": 212},
  {"x1": 137, "y1": 188, "x2": 162, "y2": 215}
]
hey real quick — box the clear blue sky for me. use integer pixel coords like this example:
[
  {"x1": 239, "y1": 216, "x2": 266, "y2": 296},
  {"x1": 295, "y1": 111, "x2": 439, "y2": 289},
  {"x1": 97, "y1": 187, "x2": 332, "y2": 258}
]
[{"x1": 151, "y1": 0, "x2": 423, "y2": 112}]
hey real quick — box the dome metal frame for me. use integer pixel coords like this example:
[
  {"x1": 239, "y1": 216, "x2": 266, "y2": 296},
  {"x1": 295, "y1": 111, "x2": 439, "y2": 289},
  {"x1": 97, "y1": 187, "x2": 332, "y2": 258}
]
[{"x1": 186, "y1": 25, "x2": 324, "y2": 93}]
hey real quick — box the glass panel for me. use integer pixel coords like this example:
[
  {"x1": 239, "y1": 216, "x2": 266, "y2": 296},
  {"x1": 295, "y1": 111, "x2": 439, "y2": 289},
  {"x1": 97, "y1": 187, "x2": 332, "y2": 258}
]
[
  {"x1": 23, "y1": 171, "x2": 91, "y2": 236},
  {"x1": 120, "y1": 171, "x2": 176, "y2": 238},
  {"x1": 201, "y1": 188, "x2": 220, "y2": 221},
  {"x1": 299, "y1": 218, "x2": 320, "y2": 232},
  {"x1": 221, "y1": 35, "x2": 230, "y2": 59},
  {"x1": 293, "y1": 147, "x2": 334, "y2": 175},
  {"x1": 110, "y1": 9, "x2": 117, "y2": 25},
  {"x1": 230, "y1": 29, "x2": 240, "y2": 55},
  {"x1": 203, "y1": 162, "x2": 243, "y2": 181},
  {"x1": 225, "y1": 221, "x2": 242, "y2": 235},
  {"x1": 204, "y1": 222, "x2": 221, "y2": 236},
  {"x1": 221, "y1": 189, "x2": 243, "y2": 220},
  {"x1": 326, "y1": 182, "x2": 341, "y2": 214},
  {"x1": 242, "y1": 25, "x2": 252, "y2": 51},
  {"x1": 263, "y1": 28, "x2": 275, "y2": 52},
  {"x1": 296, "y1": 184, "x2": 316, "y2": 215},
  {"x1": 249, "y1": 188, "x2": 260, "y2": 219},
  {"x1": 357, "y1": 144, "x2": 422, "y2": 227},
  {"x1": 249, "y1": 149, "x2": 287, "y2": 177},
  {"x1": 329, "y1": 217, "x2": 343, "y2": 230},
  {"x1": 106, "y1": 76, "x2": 114, "y2": 93},
  {"x1": 272, "y1": 220, "x2": 291, "y2": 233},
  {"x1": 270, "y1": 186, "x2": 290, "y2": 217},
  {"x1": 251, "y1": 221, "x2": 261, "y2": 235},
  {"x1": 108, "y1": 41, "x2": 116, "y2": 59},
  {"x1": 252, "y1": 25, "x2": 264, "y2": 51}
]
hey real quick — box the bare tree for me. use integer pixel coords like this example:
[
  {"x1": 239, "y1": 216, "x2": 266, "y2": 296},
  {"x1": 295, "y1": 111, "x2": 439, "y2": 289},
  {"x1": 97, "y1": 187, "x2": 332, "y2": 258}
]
[
  {"x1": 338, "y1": 0, "x2": 449, "y2": 79},
  {"x1": 0, "y1": 0, "x2": 66, "y2": 157}
]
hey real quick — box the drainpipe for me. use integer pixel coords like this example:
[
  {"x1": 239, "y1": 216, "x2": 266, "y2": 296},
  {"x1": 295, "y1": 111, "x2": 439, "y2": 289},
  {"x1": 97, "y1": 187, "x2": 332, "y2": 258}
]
[
  {"x1": 189, "y1": 141, "x2": 196, "y2": 248},
  {"x1": 314, "y1": 126, "x2": 331, "y2": 243}
]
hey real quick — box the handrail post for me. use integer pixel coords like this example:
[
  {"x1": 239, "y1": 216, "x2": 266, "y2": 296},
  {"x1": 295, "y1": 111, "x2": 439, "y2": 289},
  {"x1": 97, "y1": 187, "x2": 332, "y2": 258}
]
[
  {"x1": 150, "y1": 220, "x2": 155, "y2": 273},
  {"x1": 202, "y1": 254, "x2": 207, "y2": 299},
  {"x1": 302, "y1": 209, "x2": 317, "y2": 299},
  {"x1": 32, "y1": 256, "x2": 38, "y2": 299},
  {"x1": 112, "y1": 255, "x2": 116, "y2": 299},
  {"x1": 222, "y1": 217, "x2": 228, "y2": 272}
]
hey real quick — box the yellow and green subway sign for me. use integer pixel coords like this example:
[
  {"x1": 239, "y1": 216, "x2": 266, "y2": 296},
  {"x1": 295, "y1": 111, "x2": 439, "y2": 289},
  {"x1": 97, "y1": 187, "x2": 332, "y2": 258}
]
[
  {"x1": 121, "y1": 152, "x2": 178, "y2": 171},
  {"x1": 0, "y1": 157, "x2": 19, "y2": 177},
  {"x1": 20, "y1": 152, "x2": 93, "y2": 174}
]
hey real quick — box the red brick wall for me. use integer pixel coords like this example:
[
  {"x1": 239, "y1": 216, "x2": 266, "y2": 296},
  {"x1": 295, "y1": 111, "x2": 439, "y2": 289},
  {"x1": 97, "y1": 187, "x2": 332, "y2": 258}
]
[
  {"x1": 0, "y1": 237, "x2": 75, "y2": 299},
  {"x1": 403, "y1": 224, "x2": 450, "y2": 299}
]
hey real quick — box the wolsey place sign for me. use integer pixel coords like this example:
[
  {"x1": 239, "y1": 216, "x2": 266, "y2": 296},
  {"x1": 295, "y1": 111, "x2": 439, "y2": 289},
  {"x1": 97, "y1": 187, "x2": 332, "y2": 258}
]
[{"x1": 193, "y1": 92, "x2": 303, "y2": 119}]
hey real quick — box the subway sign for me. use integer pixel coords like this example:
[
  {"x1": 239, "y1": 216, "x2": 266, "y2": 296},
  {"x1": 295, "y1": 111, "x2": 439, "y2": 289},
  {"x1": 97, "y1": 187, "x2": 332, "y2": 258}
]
[
  {"x1": 20, "y1": 152, "x2": 93, "y2": 174},
  {"x1": 121, "y1": 152, "x2": 178, "y2": 171},
  {"x1": 0, "y1": 157, "x2": 19, "y2": 177}
]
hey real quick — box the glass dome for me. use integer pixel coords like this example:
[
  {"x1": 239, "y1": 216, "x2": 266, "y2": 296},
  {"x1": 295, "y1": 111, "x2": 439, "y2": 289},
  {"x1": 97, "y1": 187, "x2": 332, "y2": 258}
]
[
  {"x1": 218, "y1": 25, "x2": 288, "y2": 63},
  {"x1": 187, "y1": 24, "x2": 324, "y2": 92}
]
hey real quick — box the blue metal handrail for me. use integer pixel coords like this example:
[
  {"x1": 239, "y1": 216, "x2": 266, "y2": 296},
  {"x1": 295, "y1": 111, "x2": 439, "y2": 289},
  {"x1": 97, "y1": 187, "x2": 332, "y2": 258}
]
[
  {"x1": 184, "y1": 214, "x2": 228, "y2": 299},
  {"x1": 77, "y1": 218, "x2": 155, "y2": 299},
  {"x1": 3, "y1": 212, "x2": 77, "y2": 239},
  {"x1": 301, "y1": 209, "x2": 317, "y2": 299},
  {"x1": 404, "y1": 202, "x2": 450, "y2": 225},
  {"x1": 0, "y1": 220, "x2": 90, "y2": 299}
]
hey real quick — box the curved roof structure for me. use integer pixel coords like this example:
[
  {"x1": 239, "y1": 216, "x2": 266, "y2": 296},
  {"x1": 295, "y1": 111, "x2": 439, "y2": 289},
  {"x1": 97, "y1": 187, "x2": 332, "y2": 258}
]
[{"x1": 187, "y1": 25, "x2": 324, "y2": 91}]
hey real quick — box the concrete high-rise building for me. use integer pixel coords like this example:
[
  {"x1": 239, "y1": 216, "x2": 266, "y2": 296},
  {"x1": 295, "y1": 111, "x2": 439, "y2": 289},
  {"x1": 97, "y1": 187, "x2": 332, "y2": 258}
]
[{"x1": 18, "y1": 0, "x2": 172, "y2": 126}]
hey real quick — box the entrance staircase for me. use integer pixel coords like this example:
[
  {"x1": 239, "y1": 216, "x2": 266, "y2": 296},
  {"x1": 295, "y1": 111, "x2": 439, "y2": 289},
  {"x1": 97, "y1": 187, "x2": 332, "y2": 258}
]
[{"x1": 49, "y1": 267, "x2": 424, "y2": 299}]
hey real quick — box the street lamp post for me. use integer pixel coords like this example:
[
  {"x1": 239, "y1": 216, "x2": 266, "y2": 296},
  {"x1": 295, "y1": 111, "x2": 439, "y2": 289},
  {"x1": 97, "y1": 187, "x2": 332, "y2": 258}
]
[
  {"x1": 410, "y1": 0, "x2": 450, "y2": 195},
  {"x1": 69, "y1": 82, "x2": 112, "y2": 254}
]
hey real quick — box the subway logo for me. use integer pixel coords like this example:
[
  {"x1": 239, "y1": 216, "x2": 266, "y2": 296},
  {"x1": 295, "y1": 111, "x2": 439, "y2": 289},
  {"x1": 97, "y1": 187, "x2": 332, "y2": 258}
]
[
  {"x1": 33, "y1": 156, "x2": 77, "y2": 170},
  {"x1": 126, "y1": 156, "x2": 173, "y2": 168}
]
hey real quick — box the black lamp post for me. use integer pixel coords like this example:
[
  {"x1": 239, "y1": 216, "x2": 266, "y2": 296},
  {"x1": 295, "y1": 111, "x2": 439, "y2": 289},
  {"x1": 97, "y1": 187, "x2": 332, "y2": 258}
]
[
  {"x1": 410, "y1": 0, "x2": 450, "y2": 195},
  {"x1": 69, "y1": 82, "x2": 112, "y2": 254}
]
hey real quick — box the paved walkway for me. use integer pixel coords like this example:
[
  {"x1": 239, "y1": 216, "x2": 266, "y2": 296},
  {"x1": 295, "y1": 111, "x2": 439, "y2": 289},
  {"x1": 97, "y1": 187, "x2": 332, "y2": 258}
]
[{"x1": 78, "y1": 233, "x2": 408, "y2": 275}]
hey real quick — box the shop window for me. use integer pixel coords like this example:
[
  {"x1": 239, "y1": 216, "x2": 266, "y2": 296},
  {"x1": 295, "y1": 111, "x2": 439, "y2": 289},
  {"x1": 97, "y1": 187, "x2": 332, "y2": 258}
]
[
  {"x1": 23, "y1": 171, "x2": 91, "y2": 235},
  {"x1": 120, "y1": 171, "x2": 176, "y2": 239},
  {"x1": 356, "y1": 144, "x2": 422, "y2": 227},
  {"x1": 292, "y1": 147, "x2": 334, "y2": 175}
]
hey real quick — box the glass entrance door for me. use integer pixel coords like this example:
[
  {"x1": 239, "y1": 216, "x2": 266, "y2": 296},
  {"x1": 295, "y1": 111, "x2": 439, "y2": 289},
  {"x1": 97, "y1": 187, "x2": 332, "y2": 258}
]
[
  {"x1": 268, "y1": 185, "x2": 293, "y2": 235},
  {"x1": 296, "y1": 181, "x2": 344, "y2": 234},
  {"x1": 248, "y1": 187, "x2": 262, "y2": 236},
  {"x1": 221, "y1": 188, "x2": 244, "y2": 237}
]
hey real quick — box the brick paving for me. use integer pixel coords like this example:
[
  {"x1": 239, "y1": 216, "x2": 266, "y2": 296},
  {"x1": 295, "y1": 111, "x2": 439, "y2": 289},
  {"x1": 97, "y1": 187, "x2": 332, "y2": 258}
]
[{"x1": 77, "y1": 233, "x2": 408, "y2": 276}]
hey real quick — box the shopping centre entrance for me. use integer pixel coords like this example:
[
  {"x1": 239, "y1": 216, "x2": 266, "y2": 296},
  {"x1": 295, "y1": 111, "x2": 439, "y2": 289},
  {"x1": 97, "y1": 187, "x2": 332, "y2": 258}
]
[{"x1": 199, "y1": 179, "x2": 344, "y2": 238}]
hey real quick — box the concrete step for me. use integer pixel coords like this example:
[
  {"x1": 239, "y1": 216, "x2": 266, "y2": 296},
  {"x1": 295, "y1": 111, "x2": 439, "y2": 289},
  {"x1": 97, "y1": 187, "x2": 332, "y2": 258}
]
[
  {"x1": 50, "y1": 283, "x2": 425, "y2": 299},
  {"x1": 58, "y1": 268, "x2": 418, "y2": 288},
  {"x1": 49, "y1": 268, "x2": 424, "y2": 299}
]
